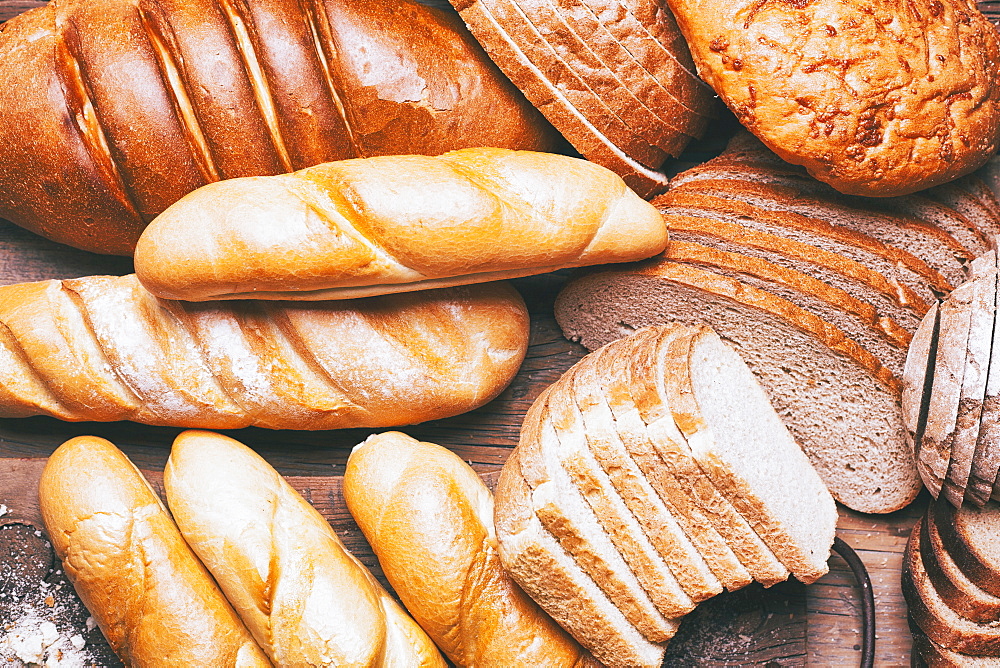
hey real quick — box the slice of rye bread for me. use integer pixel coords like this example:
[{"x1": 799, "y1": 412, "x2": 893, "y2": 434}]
[
  {"x1": 539, "y1": 0, "x2": 709, "y2": 134},
  {"x1": 613, "y1": 0, "x2": 707, "y2": 96},
  {"x1": 574, "y1": 0, "x2": 713, "y2": 116},
  {"x1": 495, "y1": 451, "x2": 670, "y2": 668},
  {"x1": 511, "y1": 0, "x2": 702, "y2": 151},
  {"x1": 656, "y1": 190, "x2": 954, "y2": 303},
  {"x1": 540, "y1": 366, "x2": 700, "y2": 619},
  {"x1": 629, "y1": 325, "x2": 791, "y2": 586},
  {"x1": 568, "y1": 343, "x2": 724, "y2": 602},
  {"x1": 452, "y1": 0, "x2": 671, "y2": 197},
  {"x1": 970, "y1": 254, "x2": 1000, "y2": 506},
  {"x1": 876, "y1": 195, "x2": 992, "y2": 259},
  {"x1": 903, "y1": 303, "x2": 940, "y2": 463},
  {"x1": 945, "y1": 258, "x2": 999, "y2": 506},
  {"x1": 904, "y1": 520, "x2": 1000, "y2": 656},
  {"x1": 517, "y1": 391, "x2": 680, "y2": 641},
  {"x1": 933, "y1": 500, "x2": 1000, "y2": 599},
  {"x1": 555, "y1": 262, "x2": 922, "y2": 513},
  {"x1": 472, "y1": 0, "x2": 674, "y2": 166},
  {"x1": 663, "y1": 239, "x2": 912, "y2": 376},
  {"x1": 953, "y1": 176, "x2": 1000, "y2": 227},
  {"x1": 926, "y1": 181, "x2": 1000, "y2": 243},
  {"x1": 920, "y1": 279, "x2": 977, "y2": 498},
  {"x1": 922, "y1": 508, "x2": 1000, "y2": 624},
  {"x1": 594, "y1": 327, "x2": 753, "y2": 591},
  {"x1": 910, "y1": 618, "x2": 1000, "y2": 667},
  {"x1": 662, "y1": 212, "x2": 929, "y2": 331},
  {"x1": 668, "y1": 325, "x2": 837, "y2": 583},
  {"x1": 668, "y1": 177, "x2": 972, "y2": 287}
]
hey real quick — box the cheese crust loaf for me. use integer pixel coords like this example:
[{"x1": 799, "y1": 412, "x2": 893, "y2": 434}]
[{"x1": 132, "y1": 148, "x2": 667, "y2": 301}]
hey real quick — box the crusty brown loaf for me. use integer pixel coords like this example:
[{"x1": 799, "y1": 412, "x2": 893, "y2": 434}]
[
  {"x1": 133, "y1": 148, "x2": 667, "y2": 301},
  {"x1": 38, "y1": 436, "x2": 272, "y2": 667},
  {"x1": 666, "y1": 0, "x2": 1000, "y2": 196},
  {"x1": 343, "y1": 431, "x2": 598, "y2": 668},
  {"x1": 0, "y1": 0, "x2": 560, "y2": 255},
  {"x1": 0, "y1": 274, "x2": 528, "y2": 429},
  {"x1": 164, "y1": 430, "x2": 445, "y2": 667}
]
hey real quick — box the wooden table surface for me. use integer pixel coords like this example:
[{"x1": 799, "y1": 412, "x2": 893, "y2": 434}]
[{"x1": 0, "y1": 0, "x2": 977, "y2": 664}]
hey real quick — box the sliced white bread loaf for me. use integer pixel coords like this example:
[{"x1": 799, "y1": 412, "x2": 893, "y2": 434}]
[
  {"x1": 933, "y1": 500, "x2": 1000, "y2": 599},
  {"x1": 495, "y1": 449, "x2": 669, "y2": 668},
  {"x1": 555, "y1": 261, "x2": 922, "y2": 513},
  {"x1": 668, "y1": 325, "x2": 837, "y2": 583},
  {"x1": 922, "y1": 508, "x2": 1000, "y2": 624}
]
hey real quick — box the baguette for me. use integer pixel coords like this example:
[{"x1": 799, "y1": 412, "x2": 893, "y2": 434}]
[
  {"x1": 164, "y1": 430, "x2": 445, "y2": 667},
  {"x1": 133, "y1": 147, "x2": 667, "y2": 302},
  {"x1": 38, "y1": 436, "x2": 271, "y2": 667},
  {"x1": 343, "y1": 431, "x2": 598, "y2": 668},
  {"x1": 0, "y1": 274, "x2": 528, "y2": 429},
  {"x1": 0, "y1": 0, "x2": 559, "y2": 255}
]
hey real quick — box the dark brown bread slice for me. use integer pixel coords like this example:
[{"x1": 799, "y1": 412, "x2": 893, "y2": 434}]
[
  {"x1": 910, "y1": 618, "x2": 1000, "y2": 667},
  {"x1": 555, "y1": 262, "x2": 921, "y2": 513},
  {"x1": 933, "y1": 500, "x2": 1000, "y2": 599},
  {"x1": 453, "y1": 0, "x2": 670, "y2": 196},
  {"x1": 922, "y1": 508, "x2": 1000, "y2": 624},
  {"x1": 904, "y1": 520, "x2": 1000, "y2": 656}
]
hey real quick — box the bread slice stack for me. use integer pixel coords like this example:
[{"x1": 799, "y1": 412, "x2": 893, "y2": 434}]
[
  {"x1": 905, "y1": 497, "x2": 1000, "y2": 665},
  {"x1": 903, "y1": 252, "x2": 1000, "y2": 508},
  {"x1": 555, "y1": 134, "x2": 1000, "y2": 514},
  {"x1": 494, "y1": 323, "x2": 837, "y2": 668},
  {"x1": 448, "y1": 0, "x2": 716, "y2": 196}
]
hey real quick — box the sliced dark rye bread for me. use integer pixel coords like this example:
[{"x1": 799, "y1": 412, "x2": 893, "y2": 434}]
[
  {"x1": 495, "y1": 451, "x2": 670, "y2": 667},
  {"x1": 904, "y1": 520, "x2": 1000, "y2": 656},
  {"x1": 970, "y1": 259, "x2": 1000, "y2": 506},
  {"x1": 668, "y1": 177, "x2": 972, "y2": 286},
  {"x1": 663, "y1": 240, "x2": 910, "y2": 378},
  {"x1": 555, "y1": 262, "x2": 921, "y2": 513},
  {"x1": 656, "y1": 190, "x2": 954, "y2": 304},
  {"x1": 452, "y1": 0, "x2": 671, "y2": 196},
  {"x1": 512, "y1": 0, "x2": 701, "y2": 150},
  {"x1": 920, "y1": 279, "x2": 976, "y2": 498},
  {"x1": 542, "y1": 0, "x2": 709, "y2": 133},
  {"x1": 662, "y1": 212, "x2": 928, "y2": 331},
  {"x1": 944, "y1": 257, "x2": 998, "y2": 506},
  {"x1": 877, "y1": 196, "x2": 991, "y2": 260},
  {"x1": 922, "y1": 506, "x2": 1000, "y2": 624},
  {"x1": 595, "y1": 327, "x2": 753, "y2": 591},
  {"x1": 471, "y1": 0, "x2": 673, "y2": 166},
  {"x1": 910, "y1": 620, "x2": 1000, "y2": 667},
  {"x1": 569, "y1": 342, "x2": 724, "y2": 602},
  {"x1": 627, "y1": 326, "x2": 791, "y2": 587},
  {"x1": 926, "y1": 181, "x2": 1000, "y2": 244},
  {"x1": 933, "y1": 500, "x2": 1000, "y2": 599}
]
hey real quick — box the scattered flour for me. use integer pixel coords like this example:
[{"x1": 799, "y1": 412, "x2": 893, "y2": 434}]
[{"x1": 1, "y1": 615, "x2": 90, "y2": 667}]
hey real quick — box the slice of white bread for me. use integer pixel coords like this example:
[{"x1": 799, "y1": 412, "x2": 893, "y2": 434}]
[
  {"x1": 933, "y1": 500, "x2": 1000, "y2": 599},
  {"x1": 922, "y1": 507, "x2": 1000, "y2": 624},
  {"x1": 555, "y1": 261, "x2": 921, "y2": 513},
  {"x1": 495, "y1": 449, "x2": 669, "y2": 668},
  {"x1": 673, "y1": 325, "x2": 837, "y2": 583}
]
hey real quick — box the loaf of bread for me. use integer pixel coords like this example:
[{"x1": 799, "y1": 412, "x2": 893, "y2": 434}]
[
  {"x1": 38, "y1": 436, "x2": 272, "y2": 667},
  {"x1": 0, "y1": 0, "x2": 559, "y2": 255},
  {"x1": 343, "y1": 431, "x2": 598, "y2": 667},
  {"x1": 666, "y1": 0, "x2": 1000, "y2": 196},
  {"x1": 132, "y1": 147, "x2": 667, "y2": 301},
  {"x1": 164, "y1": 430, "x2": 445, "y2": 667},
  {"x1": 0, "y1": 274, "x2": 528, "y2": 429}
]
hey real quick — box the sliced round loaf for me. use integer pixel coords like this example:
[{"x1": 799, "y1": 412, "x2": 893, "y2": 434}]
[
  {"x1": 922, "y1": 508, "x2": 1000, "y2": 624},
  {"x1": 933, "y1": 500, "x2": 1000, "y2": 599}
]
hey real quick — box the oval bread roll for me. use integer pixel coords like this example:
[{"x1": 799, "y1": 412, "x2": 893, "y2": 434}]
[
  {"x1": 343, "y1": 431, "x2": 597, "y2": 667},
  {"x1": 163, "y1": 430, "x2": 445, "y2": 668},
  {"x1": 38, "y1": 436, "x2": 271, "y2": 667}
]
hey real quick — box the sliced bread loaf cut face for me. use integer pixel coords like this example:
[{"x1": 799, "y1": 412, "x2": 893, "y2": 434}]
[
  {"x1": 971, "y1": 249, "x2": 1000, "y2": 506},
  {"x1": 944, "y1": 258, "x2": 999, "y2": 506},
  {"x1": 596, "y1": 327, "x2": 753, "y2": 591},
  {"x1": 922, "y1": 508, "x2": 1000, "y2": 624},
  {"x1": 903, "y1": 303, "x2": 940, "y2": 468},
  {"x1": 904, "y1": 521, "x2": 1000, "y2": 657},
  {"x1": 494, "y1": 452, "x2": 669, "y2": 668},
  {"x1": 933, "y1": 500, "x2": 1000, "y2": 599},
  {"x1": 630, "y1": 326, "x2": 791, "y2": 587},
  {"x1": 518, "y1": 396, "x2": 679, "y2": 642},
  {"x1": 926, "y1": 182, "x2": 1000, "y2": 245},
  {"x1": 920, "y1": 279, "x2": 977, "y2": 498},
  {"x1": 555, "y1": 262, "x2": 922, "y2": 513},
  {"x1": 675, "y1": 326, "x2": 837, "y2": 583},
  {"x1": 568, "y1": 343, "x2": 723, "y2": 602},
  {"x1": 910, "y1": 621, "x2": 1000, "y2": 668}
]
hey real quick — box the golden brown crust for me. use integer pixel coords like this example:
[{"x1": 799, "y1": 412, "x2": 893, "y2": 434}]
[
  {"x1": 668, "y1": 0, "x2": 1000, "y2": 196},
  {"x1": 38, "y1": 436, "x2": 272, "y2": 667}
]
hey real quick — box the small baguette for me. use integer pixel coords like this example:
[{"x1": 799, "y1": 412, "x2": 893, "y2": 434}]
[
  {"x1": 163, "y1": 430, "x2": 444, "y2": 667},
  {"x1": 134, "y1": 147, "x2": 667, "y2": 301},
  {"x1": 343, "y1": 431, "x2": 597, "y2": 668},
  {"x1": 38, "y1": 436, "x2": 271, "y2": 667}
]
